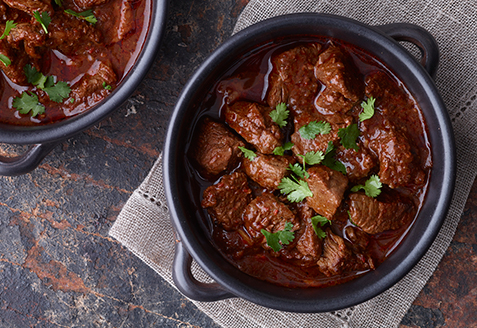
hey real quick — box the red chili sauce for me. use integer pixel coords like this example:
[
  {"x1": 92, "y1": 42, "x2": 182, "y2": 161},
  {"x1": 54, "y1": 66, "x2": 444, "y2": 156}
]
[
  {"x1": 0, "y1": 0, "x2": 150, "y2": 126},
  {"x1": 185, "y1": 37, "x2": 432, "y2": 288}
]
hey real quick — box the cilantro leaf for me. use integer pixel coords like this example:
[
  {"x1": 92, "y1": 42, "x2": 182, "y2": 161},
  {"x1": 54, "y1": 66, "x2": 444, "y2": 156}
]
[
  {"x1": 321, "y1": 141, "x2": 347, "y2": 174},
  {"x1": 299, "y1": 120, "x2": 331, "y2": 140},
  {"x1": 278, "y1": 177, "x2": 313, "y2": 202},
  {"x1": 54, "y1": 0, "x2": 63, "y2": 6},
  {"x1": 350, "y1": 174, "x2": 382, "y2": 198},
  {"x1": 302, "y1": 150, "x2": 324, "y2": 165},
  {"x1": 338, "y1": 123, "x2": 359, "y2": 151},
  {"x1": 273, "y1": 141, "x2": 293, "y2": 156},
  {"x1": 0, "y1": 20, "x2": 17, "y2": 40},
  {"x1": 64, "y1": 9, "x2": 98, "y2": 24},
  {"x1": 12, "y1": 92, "x2": 45, "y2": 117},
  {"x1": 102, "y1": 82, "x2": 112, "y2": 90},
  {"x1": 0, "y1": 54, "x2": 11, "y2": 66},
  {"x1": 34, "y1": 11, "x2": 51, "y2": 34},
  {"x1": 269, "y1": 102, "x2": 289, "y2": 128},
  {"x1": 239, "y1": 146, "x2": 257, "y2": 161},
  {"x1": 44, "y1": 81, "x2": 71, "y2": 102},
  {"x1": 359, "y1": 97, "x2": 376, "y2": 122},
  {"x1": 311, "y1": 215, "x2": 330, "y2": 239},
  {"x1": 260, "y1": 222, "x2": 295, "y2": 252},
  {"x1": 288, "y1": 163, "x2": 308, "y2": 179},
  {"x1": 24, "y1": 64, "x2": 45, "y2": 86}
]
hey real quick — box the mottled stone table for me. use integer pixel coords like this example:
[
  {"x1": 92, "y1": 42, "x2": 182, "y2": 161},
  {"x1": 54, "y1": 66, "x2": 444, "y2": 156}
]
[{"x1": 0, "y1": 1, "x2": 475, "y2": 327}]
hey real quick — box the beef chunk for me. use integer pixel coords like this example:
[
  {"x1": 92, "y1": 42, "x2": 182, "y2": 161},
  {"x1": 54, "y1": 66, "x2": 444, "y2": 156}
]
[
  {"x1": 314, "y1": 45, "x2": 364, "y2": 114},
  {"x1": 243, "y1": 193, "x2": 300, "y2": 248},
  {"x1": 6, "y1": 23, "x2": 45, "y2": 59},
  {"x1": 3, "y1": 0, "x2": 53, "y2": 15},
  {"x1": 304, "y1": 165, "x2": 348, "y2": 219},
  {"x1": 95, "y1": 0, "x2": 135, "y2": 44},
  {"x1": 361, "y1": 115, "x2": 421, "y2": 188},
  {"x1": 191, "y1": 118, "x2": 245, "y2": 177},
  {"x1": 75, "y1": 0, "x2": 110, "y2": 9},
  {"x1": 202, "y1": 172, "x2": 252, "y2": 231},
  {"x1": 317, "y1": 229, "x2": 373, "y2": 276},
  {"x1": 66, "y1": 60, "x2": 116, "y2": 112},
  {"x1": 291, "y1": 108, "x2": 353, "y2": 156},
  {"x1": 0, "y1": 36, "x2": 35, "y2": 85},
  {"x1": 347, "y1": 192, "x2": 415, "y2": 234},
  {"x1": 225, "y1": 101, "x2": 282, "y2": 154},
  {"x1": 363, "y1": 71, "x2": 427, "y2": 188},
  {"x1": 267, "y1": 44, "x2": 322, "y2": 115},
  {"x1": 291, "y1": 203, "x2": 323, "y2": 264},
  {"x1": 242, "y1": 153, "x2": 295, "y2": 190},
  {"x1": 335, "y1": 144, "x2": 377, "y2": 182},
  {"x1": 47, "y1": 11, "x2": 103, "y2": 56}
]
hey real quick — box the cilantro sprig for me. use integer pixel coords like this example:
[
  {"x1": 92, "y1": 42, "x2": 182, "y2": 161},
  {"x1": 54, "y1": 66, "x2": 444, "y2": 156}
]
[
  {"x1": 64, "y1": 9, "x2": 98, "y2": 25},
  {"x1": 54, "y1": 0, "x2": 64, "y2": 6},
  {"x1": 12, "y1": 92, "x2": 45, "y2": 117},
  {"x1": 311, "y1": 215, "x2": 330, "y2": 239},
  {"x1": 359, "y1": 97, "x2": 376, "y2": 122},
  {"x1": 0, "y1": 20, "x2": 17, "y2": 40},
  {"x1": 299, "y1": 120, "x2": 331, "y2": 140},
  {"x1": 321, "y1": 141, "x2": 346, "y2": 174},
  {"x1": 34, "y1": 11, "x2": 51, "y2": 34},
  {"x1": 269, "y1": 102, "x2": 289, "y2": 128},
  {"x1": 351, "y1": 174, "x2": 382, "y2": 198},
  {"x1": 0, "y1": 54, "x2": 11, "y2": 66},
  {"x1": 239, "y1": 146, "x2": 257, "y2": 161},
  {"x1": 288, "y1": 163, "x2": 308, "y2": 179},
  {"x1": 278, "y1": 176, "x2": 313, "y2": 202},
  {"x1": 273, "y1": 141, "x2": 293, "y2": 156},
  {"x1": 338, "y1": 123, "x2": 359, "y2": 151},
  {"x1": 260, "y1": 222, "x2": 295, "y2": 252},
  {"x1": 23, "y1": 65, "x2": 71, "y2": 103}
]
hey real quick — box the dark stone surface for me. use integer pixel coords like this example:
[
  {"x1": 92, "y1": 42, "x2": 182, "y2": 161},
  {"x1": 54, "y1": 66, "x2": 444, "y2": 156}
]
[{"x1": 0, "y1": 0, "x2": 475, "y2": 327}]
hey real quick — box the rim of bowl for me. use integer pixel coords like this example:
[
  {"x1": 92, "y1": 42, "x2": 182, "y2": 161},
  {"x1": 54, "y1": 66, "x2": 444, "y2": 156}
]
[
  {"x1": 164, "y1": 13, "x2": 456, "y2": 312},
  {"x1": 0, "y1": 0, "x2": 168, "y2": 145}
]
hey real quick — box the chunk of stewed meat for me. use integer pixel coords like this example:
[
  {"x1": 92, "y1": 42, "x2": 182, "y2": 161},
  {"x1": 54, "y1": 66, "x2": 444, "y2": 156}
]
[
  {"x1": 225, "y1": 101, "x2": 282, "y2": 154},
  {"x1": 347, "y1": 192, "x2": 415, "y2": 234},
  {"x1": 202, "y1": 172, "x2": 252, "y2": 231},
  {"x1": 361, "y1": 115, "x2": 420, "y2": 188},
  {"x1": 0, "y1": 38, "x2": 31, "y2": 85},
  {"x1": 67, "y1": 60, "x2": 117, "y2": 111},
  {"x1": 335, "y1": 144, "x2": 377, "y2": 182},
  {"x1": 242, "y1": 153, "x2": 295, "y2": 190},
  {"x1": 6, "y1": 23, "x2": 45, "y2": 59},
  {"x1": 3, "y1": 0, "x2": 53, "y2": 15},
  {"x1": 344, "y1": 226, "x2": 376, "y2": 270},
  {"x1": 305, "y1": 165, "x2": 348, "y2": 219},
  {"x1": 191, "y1": 118, "x2": 245, "y2": 177},
  {"x1": 291, "y1": 108, "x2": 353, "y2": 156},
  {"x1": 243, "y1": 193, "x2": 300, "y2": 248},
  {"x1": 317, "y1": 229, "x2": 373, "y2": 276},
  {"x1": 267, "y1": 44, "x2": 322, "y2": 115},
  {"x1": 314, "y1": 45, "x2": 364, "y2": 106}
]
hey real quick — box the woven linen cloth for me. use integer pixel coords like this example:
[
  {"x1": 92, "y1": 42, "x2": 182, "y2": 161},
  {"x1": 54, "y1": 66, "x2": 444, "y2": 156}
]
[{"x1": 109, "y1": 0, "x2": 477, "y2": 327}]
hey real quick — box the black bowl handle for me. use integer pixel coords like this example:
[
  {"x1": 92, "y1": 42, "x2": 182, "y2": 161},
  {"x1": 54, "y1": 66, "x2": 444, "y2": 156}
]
[
  {"x1": 172, "y1": 241, "x2": 235, "y2": 302},
  {"x1": 375, "y1": 23, "x2": 439, "y2": 78},
  {"x1": 0, "y1": 142, "x2": 59, "y2": 176}
]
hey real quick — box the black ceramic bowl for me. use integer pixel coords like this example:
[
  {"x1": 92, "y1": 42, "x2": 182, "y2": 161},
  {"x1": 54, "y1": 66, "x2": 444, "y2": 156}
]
[
  {"x1": 0, "y1": 0, "x2": 168, "y2": 176},
  {"x1": 163, "y1": 13, "x2": 456, "y2": 312}
]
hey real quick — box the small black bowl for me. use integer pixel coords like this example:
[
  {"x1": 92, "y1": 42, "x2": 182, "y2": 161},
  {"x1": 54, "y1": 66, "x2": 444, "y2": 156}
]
[
  {"x1": 0, "y1": 0, "x2": 168, "y2": 176},
  {"x1": 163, "y1": 13, "x2": 456, "y2": 312}
]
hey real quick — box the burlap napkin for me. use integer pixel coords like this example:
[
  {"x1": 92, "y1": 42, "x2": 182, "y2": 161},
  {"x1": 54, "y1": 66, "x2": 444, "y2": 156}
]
[{"x1": 109, "y1": 0, "x2": 477, "y2": 327}]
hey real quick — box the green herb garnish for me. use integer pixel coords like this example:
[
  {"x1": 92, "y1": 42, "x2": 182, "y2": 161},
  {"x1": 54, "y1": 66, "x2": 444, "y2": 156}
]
[
  {"x1": 64, "y1": 9, "x2": 98, "y2": 25},
  {"x1": 278, "y1": 176, "x2": 313, "y2": 203},
  {"x1": 338, "y1": 123, "x2": 359, "y2": 151},
  {"x1": 359, "y1": 97, "x2": 376, "y2": 122},
  {"x1": 0, "y1": 20, "x2": 17, "y2": 40},
  {"x1": 0, "y1": 54, "x2": 11, "y2": 66},
  {"x1": 273, "y1": 141, "x2": 293, "y2": 156},
  {"x1": 351, "y1": 174, "x2": 382, "y2": 198},
  {"x1": 321, "y1": 141, "x2": 347, "y2": 174},
  {"x1": 269, "y1": 102, "x2": 289, "y2": 128},
  {"x1": 261, "y1": 222, "x2": 295, "y2": 252},
  {"x1": 239, "y1": 146, "x2": 257, "y2": 161},
  {"x1": 34, "y1": 11, "x2": 51, "y2": 34},
  {"x1": 12, "y1": 92, "x2": 45, "y2": 117},
  {"x1": 299, "y1": 120, "x2": 331, "y2": 140},
  {"x1": 102, "y1": 82, "x2": 112, "y2": 90},
  {"x1": 311, "y1": 215, "x2": 330, "y2": 239}
]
